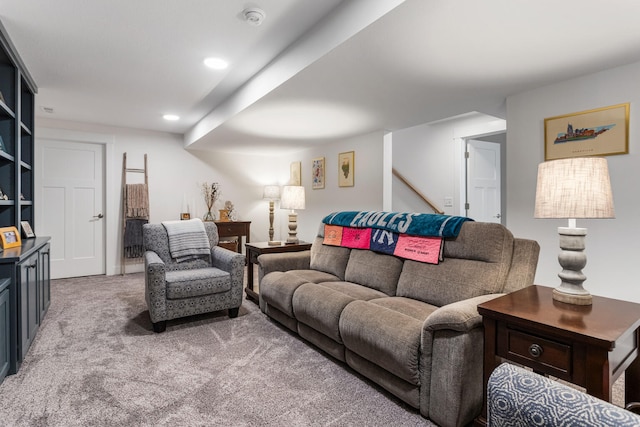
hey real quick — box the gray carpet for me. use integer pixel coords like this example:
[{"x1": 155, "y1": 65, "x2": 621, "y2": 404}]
[{"x1": 0, "y1": 273, "x2": 432, "y2": 426}]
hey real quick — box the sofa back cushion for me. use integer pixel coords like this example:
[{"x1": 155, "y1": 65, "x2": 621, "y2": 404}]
[
  {"x1": 344, "y1": 249, "x2": 403, "y2": 295},
  {"x1": 396, "y1": 222, "x2": 514, "y2": 306},
  {"x1": 310, "y1": 235, "x2": 351, "y2": 281}
]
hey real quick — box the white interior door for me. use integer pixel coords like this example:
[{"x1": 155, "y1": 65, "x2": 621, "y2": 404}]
[
  {"x1": 466, "y1": 139, "x2": 501, "y2": 223},
  {"x1": 38, "y1": 139, "x2": 105, "y2": 278}
]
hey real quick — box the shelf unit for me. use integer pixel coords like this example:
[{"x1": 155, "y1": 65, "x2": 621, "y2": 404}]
[
  {"x1": 0, "y1": 19, "x2": 49, "y2": 384},
  {"x1": 0, "y1": 20, "x2": 37, "y2": 231}
]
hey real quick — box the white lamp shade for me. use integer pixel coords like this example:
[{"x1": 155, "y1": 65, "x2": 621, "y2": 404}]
[
  {"x1": 534, "y1": 157, "x2": 615, "y2": 219},
  {"x1": 263, "y1": 185, "x2": 280, "y2": 200},
  {"x1": 280, "y1": 185, "x2": 305, "y2": 210}
]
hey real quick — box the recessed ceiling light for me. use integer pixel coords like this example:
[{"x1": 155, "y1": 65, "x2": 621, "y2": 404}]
[
  {"x1": 163, "y1": 114, "x2": 180, "y2": 121},
  {"x1": 204, "y1": 57, "x2": 229, "y2": 70}
]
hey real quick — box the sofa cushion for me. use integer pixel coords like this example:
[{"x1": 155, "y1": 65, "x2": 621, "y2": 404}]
[
  {"x1": 165, "y1": 267, "x2": 230, "y2": 299},
  {"x1": 344, "y1": 249, "x2": 403, "y2": 296},
  {"x1": 260, "y1": 272, "x2": 309, "y2": 317},
  {"x1": 288, "y1": 269, "x2": 342, "y2": 284},
  {"x1": 369, "y1": 296, "x2": 438, "y2": 321},
  {"x1": 310, "y1": 236, "x2": 351, "y2": 280},
  {"x1": 293, "y1": 282, "x2": 387, "y2": 343},
  {"x1": 397, "y1": 222, "x2": 514, "y2": 307},
  {"x1": 340, "y1": 300, "x2": 425, "y2": 385}
]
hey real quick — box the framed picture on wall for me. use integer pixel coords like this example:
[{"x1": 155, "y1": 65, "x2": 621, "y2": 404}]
[
  {"x1": 290, "y1": 161, "x2": 301, "y2": 186},
  {"x1": 544, "y1": 103, "x2": 629, "y2": 160},
  {"x1": 338, "y1": 151, "x2": 355, "y2": 187},
  {"x1": 312, "y1": 157, "x2": 325, "y2": 189}
]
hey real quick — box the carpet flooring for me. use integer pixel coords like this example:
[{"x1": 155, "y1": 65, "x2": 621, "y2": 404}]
[{"x1": 0, "y1": 273, "x2": 433, "y2": 426}]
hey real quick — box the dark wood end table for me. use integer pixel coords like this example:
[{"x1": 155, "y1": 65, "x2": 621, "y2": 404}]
[
  {"x1": 214, "y1": 221, "x2": 250, "y2": 254},
  {"x1": 244, "y1": 241, "x2": 312, "y2": 303},
  {"x1": 476, "y1": 285, "x2": 640, "y2": 425}
]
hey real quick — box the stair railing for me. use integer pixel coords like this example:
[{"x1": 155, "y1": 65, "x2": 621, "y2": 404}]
[{"x1": 392, "y1": 168, "x2": 444, "y2": 214}]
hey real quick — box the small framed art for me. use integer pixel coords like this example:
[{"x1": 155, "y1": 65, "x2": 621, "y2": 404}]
[
  {"x1": 338, "y1": 151, "x2": 355, "y2": 187},
  {"x1": 290, "y1": 161, "x2": 301, "y2": 186},
  {"x1": 20, "y1": 221, "x2": 35, "y2": 238},
  {"x1": 312, "y1": 157, "x2": 325, "y2": 189},
  {"x1": 0, "y1": 226, "x2": 22, "y2": 249},
  {"x1": 544, "y1": 103, "x2": 629, "y2": 161}
]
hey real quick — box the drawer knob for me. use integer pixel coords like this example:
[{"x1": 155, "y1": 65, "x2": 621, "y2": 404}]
[{"x1": 529, "y1": 343, "x2": 543, "y2": 358}]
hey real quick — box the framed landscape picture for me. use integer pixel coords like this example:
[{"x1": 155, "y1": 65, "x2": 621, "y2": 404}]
[
  {"x1": 544, "y1": 103, "x2": 629, "y2": 161},
  {"x1": 312, "y1": 157, "x2": 325, "y2": 189},
  {"x1": 338, "y1": 151, "x2": 354, "y2": 187}
]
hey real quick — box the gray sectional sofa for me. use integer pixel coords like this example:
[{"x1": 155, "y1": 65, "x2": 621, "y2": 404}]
[{"x1": 258, "y1": 216, "x2": 539, "y2": 427}]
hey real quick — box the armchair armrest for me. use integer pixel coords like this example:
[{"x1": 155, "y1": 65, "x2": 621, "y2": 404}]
[
  {"x1": 211, "y1": 246, "x2": 245, "y2": 293},
  {"x1": 488, "y1": 363, "x2": 640, "y2": 426},
  {"x1": 144, "y1": 250, "x2": 167, "y2": 323},
  {"x1": 258, "y1": 250, "x2": 311, "y2": 277},
  {"x1": 423, "y1": 293, "x2": 505, "y2": 332}
]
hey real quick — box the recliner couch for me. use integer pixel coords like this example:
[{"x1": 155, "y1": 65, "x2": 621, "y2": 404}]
[{"x1": 258, "y1": 217, "x2": 539, "y2": 427}]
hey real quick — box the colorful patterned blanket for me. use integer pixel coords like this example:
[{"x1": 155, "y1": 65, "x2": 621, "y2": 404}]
[
  {"x1": 322, "y1": 211, "x2": 471, "y2": 238},
  {"x1": 322, "y1": 211, "x2": 472, "y2": 264}
]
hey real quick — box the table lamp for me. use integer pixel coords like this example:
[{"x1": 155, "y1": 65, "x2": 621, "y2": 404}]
[
  {"x1": 534, "y1": 157, "x2": 615, "y2": 305},
  {"x1": 263, "y1": 185, "x2": 281, "y2": 246},
  {"x1": 280, "y1": 185, "x2": 305, "y2": 244}
]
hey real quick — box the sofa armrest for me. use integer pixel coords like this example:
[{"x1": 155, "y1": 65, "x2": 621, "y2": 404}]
[
  {"x1": 420, "y1": 293, "x2": 505, "y2": 426},
  {"x1": 258, "y1": 250, "x2": 311, "y2": 278},
  {"x1": 423, "y1": 293, "x2": 505, "y2": 332},
  {"x1": 488, "y1": 363, "x2": 640, "y2": 426}
]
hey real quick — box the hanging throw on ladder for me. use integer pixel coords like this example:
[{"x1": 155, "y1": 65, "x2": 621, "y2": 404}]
[{"x1": 122, "y1": 153, "x2": 149, "y2": 273}]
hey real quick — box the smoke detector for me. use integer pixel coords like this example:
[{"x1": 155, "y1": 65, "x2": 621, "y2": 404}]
[{"x1": 243, "y1": 8, "x2": 266, "y2": 26}]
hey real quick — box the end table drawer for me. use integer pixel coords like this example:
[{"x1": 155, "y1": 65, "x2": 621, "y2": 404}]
[{"x1": 505, "y1": 329, "x2": 572, "y2": 377}]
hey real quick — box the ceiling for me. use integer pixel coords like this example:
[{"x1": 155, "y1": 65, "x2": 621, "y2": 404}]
[{"x1": 2, "y1": 0, "x2": 640, "y2": 155}]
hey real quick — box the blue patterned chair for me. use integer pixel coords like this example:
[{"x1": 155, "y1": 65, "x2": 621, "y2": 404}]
[
  {"x1": 488, "y1": 363, "x2": 640, "y2": 426},
  {"x1": 143, "y1": 221, "x2": 245, "y2": 332}
]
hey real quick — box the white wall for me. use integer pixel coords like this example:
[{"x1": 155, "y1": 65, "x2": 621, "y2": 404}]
[
  {"x1": 35, "y1": 118, "x2": 289, "y2": 274},
  {"x1": 506, "y1": 60, "x2": 640, "y2": 302},
  {"x1": 392, "y1": 112, "x2": 506, "y2": 216},
  {"x1": 279, "y1": 131, "x2": 385, "y2": 243},
  {"x1": 35, "y1": 119, "x2": 385, "y2": 275}
]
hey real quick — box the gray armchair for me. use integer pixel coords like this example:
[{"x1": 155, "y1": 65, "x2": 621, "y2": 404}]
[{"x1": 143, "y1": 221, "x2": 245, "y2": 332}]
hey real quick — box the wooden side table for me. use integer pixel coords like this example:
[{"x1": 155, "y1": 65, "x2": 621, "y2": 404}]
[
  {"x1": 245, "y1": 241, "x2": 312, "y2": 303},
  {"x1": 476, "y1": 285, "x2": 640, "y2": 425},
  {"x1": 214, "y1": 221, "x2": 250, "y2": 254}
]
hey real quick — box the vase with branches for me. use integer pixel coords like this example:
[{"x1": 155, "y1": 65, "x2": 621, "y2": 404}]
[{"x1": 201, "y1": 182, "x2": 221, "y2": 221}]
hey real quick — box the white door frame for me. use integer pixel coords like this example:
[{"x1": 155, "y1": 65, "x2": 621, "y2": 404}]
[
  {"x1": 457, "y1": 131, "x2": 505, "y2": 220},
  {"x1": 36, "y1": 128, "x2": 117, "y2": 276}
]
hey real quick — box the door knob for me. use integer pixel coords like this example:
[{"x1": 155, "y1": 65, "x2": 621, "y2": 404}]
[{"x1": 93, "y1": 214, "x2": 104, "y2": 219}]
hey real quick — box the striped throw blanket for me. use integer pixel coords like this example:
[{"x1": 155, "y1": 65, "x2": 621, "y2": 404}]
[{"x1": 162, "y1": 218, "x2": 211, "y2": 263}]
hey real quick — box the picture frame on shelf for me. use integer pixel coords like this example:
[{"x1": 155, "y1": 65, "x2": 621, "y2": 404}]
[
  {"x1": 544, "y1": 103, "x2": 629, "y2": 161},
  {"x1": 338, "y1": 151, "x2": 355, "y2": 187},
  {"x1": 312, "y1": 157, "x2": 325, "y2": 189},
  {"x1": 290, "y1": 161, "x2": 301, "y2": 186},
  {"x1": 0, "y1": 226, "x2": 22, "y2": 249},
  {"x1": 20, "y1": 221, "x2": 35, "y2": 238}
]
